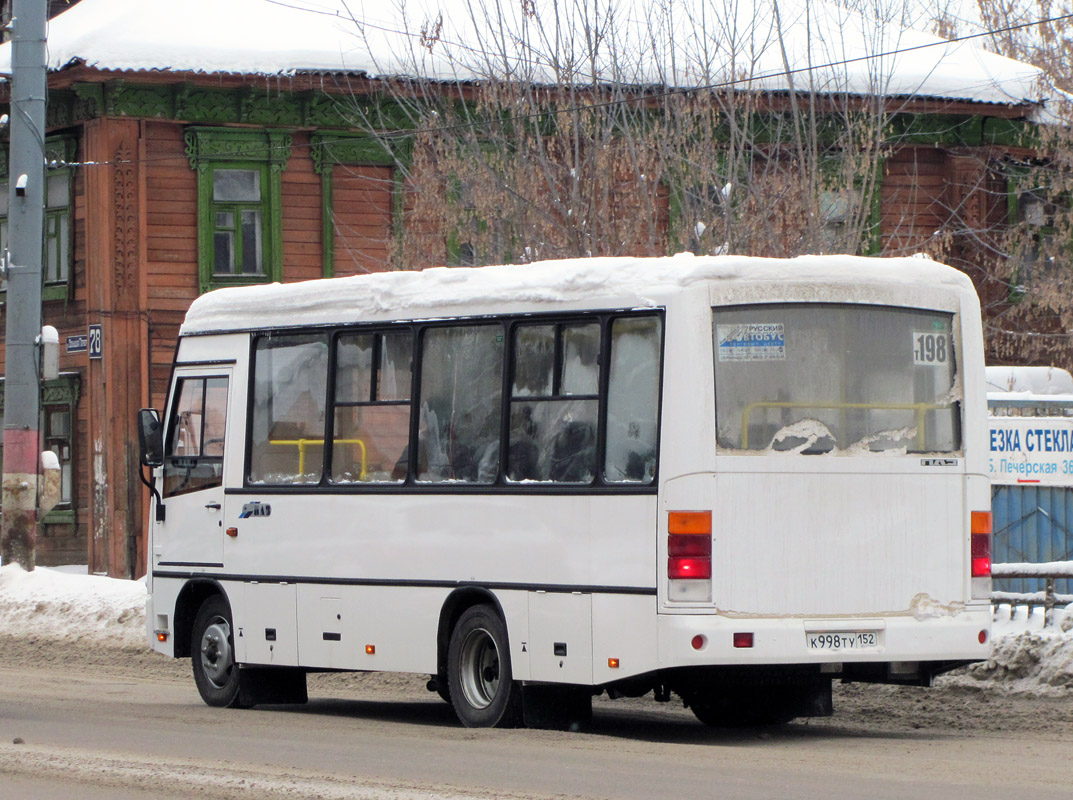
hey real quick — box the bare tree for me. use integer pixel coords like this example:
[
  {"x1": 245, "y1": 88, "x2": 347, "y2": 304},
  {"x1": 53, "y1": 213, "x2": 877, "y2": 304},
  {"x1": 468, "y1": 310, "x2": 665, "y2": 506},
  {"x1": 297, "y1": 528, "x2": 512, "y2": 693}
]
[{"x1": 326, "y1": 1, "x2": 964, "y2": 270}]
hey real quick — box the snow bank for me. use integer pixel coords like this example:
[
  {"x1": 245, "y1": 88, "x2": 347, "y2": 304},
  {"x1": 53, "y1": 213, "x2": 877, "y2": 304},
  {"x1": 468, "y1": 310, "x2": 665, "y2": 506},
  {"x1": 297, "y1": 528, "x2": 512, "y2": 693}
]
[
  {"x1": 1, "y1": 564, "x2": 1070, "y2": 696},
  {"x1": 945, "y1": 603, "x2": 1073, "y2": 694},
  {"x1": 0, "y1": 563, "x2": 146, "y2": 647}
]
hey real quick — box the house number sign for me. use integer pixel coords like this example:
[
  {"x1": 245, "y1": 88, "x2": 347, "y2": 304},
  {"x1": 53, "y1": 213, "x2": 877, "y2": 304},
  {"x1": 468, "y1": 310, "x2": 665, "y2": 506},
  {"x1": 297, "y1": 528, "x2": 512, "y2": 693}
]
[{"x1": 88, "y1": 324, "x2": 103, "y2": 360}]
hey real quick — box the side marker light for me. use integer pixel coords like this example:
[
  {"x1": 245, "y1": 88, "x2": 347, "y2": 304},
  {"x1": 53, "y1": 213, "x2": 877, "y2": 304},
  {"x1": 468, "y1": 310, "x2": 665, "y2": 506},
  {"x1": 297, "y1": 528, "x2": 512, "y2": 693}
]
[
  {"x1": 608, "y1": 658, "x2": 620, "y2": 669},
  {"x1": 733, "y1": 632, "x2": 754, "y2": 648},
  {"x1": 365, "y1": 644, "x2": 376, "y2": 655}
]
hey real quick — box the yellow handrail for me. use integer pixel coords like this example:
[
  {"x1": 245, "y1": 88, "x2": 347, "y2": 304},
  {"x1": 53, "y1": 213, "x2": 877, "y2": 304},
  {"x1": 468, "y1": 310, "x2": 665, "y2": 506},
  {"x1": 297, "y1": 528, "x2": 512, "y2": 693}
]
[
  {"x1": 268, "y1": 438, "x2": 367, "y2": 480},
  {"x1": 740, "y1": 401, "x2": 949, "y2": 450}
]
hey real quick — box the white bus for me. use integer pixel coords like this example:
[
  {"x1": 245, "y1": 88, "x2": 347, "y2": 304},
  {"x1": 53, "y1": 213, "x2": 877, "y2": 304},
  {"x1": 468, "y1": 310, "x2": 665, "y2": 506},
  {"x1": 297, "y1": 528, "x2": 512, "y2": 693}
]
[{"x1": 138, "y1": 253, "x2": 993, "y2": 728}]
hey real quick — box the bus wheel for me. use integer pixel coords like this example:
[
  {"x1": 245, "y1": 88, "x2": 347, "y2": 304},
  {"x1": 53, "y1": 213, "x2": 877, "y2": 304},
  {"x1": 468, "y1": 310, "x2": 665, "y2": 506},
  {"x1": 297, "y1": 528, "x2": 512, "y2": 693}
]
[
  {"x1": 447, "y1": 605, "x2": 522, "y2": 728},
  {"x1": 191, "y1": 595, "x2": 248, "y2": 708}
]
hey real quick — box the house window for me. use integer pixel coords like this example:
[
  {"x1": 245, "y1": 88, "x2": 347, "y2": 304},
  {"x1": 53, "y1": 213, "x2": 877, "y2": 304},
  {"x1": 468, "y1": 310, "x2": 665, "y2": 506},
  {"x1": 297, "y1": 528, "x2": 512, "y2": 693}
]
[
  {"x1": 0, "y1": 137, "x2": 75, "y2": 301},
  {"x1": 1006, "y1": 166, "x2": 1069, "y2": 301},
  {"x1": 44, "y1": 171, "x2": 71, "y2": 288},
  {"x1": 311, "y1": 133, "x2": 405, "y2": 277},
  {"x1": 211, "y1": 167, "x2": 265, "y2": 276},
  {"x1": 0, "y1": 374, "x2": 80, "y2": 519},
  {"x1": 186, "y1": 128, "x2": 292, "y2": 294},
  {"x1": 44, "y1": 404, "x2": 73, "y2": 505}
]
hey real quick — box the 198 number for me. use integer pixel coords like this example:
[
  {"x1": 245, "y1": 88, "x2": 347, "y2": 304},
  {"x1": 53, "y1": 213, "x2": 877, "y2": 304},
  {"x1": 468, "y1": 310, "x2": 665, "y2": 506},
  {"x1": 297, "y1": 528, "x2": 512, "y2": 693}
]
[{"x1": 913, "y1": 332, "x2": 948, "y2": 365}]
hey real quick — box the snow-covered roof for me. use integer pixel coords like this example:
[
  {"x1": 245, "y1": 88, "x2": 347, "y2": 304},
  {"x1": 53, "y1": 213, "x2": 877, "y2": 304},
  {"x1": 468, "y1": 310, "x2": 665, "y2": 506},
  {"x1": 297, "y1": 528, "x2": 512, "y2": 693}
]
[
  {"x1": 0, "y1": 0, "x2": 1046, "y2": 108},
  {"x1": 986, "y1": 365, "x2": 1073, "y2": 408},
  {"x1": 179, "y1": 253, "x2": 976, "y2": 335},
  {"x1": 986, "y1": 365, "x2": 1073, "y2": 395}
]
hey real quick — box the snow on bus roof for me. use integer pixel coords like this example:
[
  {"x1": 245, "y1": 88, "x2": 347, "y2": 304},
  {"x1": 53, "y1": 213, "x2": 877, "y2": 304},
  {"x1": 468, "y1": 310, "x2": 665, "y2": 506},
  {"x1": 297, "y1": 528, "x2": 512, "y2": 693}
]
[{"x1": 179, "y1": 253, "x2": 975, "y2": 334}]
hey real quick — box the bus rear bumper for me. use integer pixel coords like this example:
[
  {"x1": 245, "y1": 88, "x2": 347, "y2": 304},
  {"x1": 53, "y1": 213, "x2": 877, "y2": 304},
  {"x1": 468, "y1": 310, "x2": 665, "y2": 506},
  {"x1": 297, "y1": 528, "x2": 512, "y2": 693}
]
[{"x1": 653, "y1": 603, "x2": 992, "y2": 685}]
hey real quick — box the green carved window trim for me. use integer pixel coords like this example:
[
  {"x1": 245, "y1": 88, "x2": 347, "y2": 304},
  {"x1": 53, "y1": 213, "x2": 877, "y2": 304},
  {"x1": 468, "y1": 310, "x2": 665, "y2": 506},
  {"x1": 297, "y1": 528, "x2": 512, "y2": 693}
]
[
  {"x1": 1005, "y1": 163, "x2": 1070, "y2": 304},
  {"x1": 0, "y1": 136, "x2": 77, "y2": 302},
  {"x1": 0, "y1": 373, "x2": 81, "y2": 523},
  {"x1": 312, "y1": 133, "x2": 410, "y2": 277},
  {"x1": 439, "y1": 141, "x2": 520, "y2": 267},
  {"x1": 819, "y1": 154, "x2": 884, "y2": 257},
  {"x1": 185, "y1": 127, "x2": 292, "y2": 294}
]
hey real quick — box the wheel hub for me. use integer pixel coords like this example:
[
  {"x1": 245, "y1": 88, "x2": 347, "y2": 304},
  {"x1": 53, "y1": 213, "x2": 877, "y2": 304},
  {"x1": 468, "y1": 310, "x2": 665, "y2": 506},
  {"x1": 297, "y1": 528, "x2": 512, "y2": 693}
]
[
  {"x1": 200, "y1": 618, "x2": 233, "y2": 688},
  {"x1": 459, "y1": 627, "x2": 500, "y2": 710}
]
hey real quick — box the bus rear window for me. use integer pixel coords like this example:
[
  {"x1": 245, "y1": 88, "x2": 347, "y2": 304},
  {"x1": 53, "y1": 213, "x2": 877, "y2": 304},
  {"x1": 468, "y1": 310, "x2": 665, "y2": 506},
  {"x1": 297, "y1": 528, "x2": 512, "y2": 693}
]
[{"x1": 713, "y1": 304, "x2": 960, "y2": 454}]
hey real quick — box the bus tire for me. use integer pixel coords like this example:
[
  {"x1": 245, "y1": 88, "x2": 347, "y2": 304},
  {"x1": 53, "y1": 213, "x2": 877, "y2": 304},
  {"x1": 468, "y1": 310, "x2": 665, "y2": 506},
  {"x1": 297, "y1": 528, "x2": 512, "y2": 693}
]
[
  {"x1": 191, "y1": 595, "x2": 248, "y2": 708},
  {"x1": 447, "y1": 605, "x2": 522, "y2": 728}
]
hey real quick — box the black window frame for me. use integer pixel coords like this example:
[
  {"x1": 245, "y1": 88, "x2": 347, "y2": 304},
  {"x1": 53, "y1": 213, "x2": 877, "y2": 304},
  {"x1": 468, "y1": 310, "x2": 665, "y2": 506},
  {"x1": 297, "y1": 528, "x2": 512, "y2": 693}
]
[
  {"x1": 239, "y1": 308, "x2": 664, "y2": 494},
  {"x1": 163, "y1": 375, "x2": 229, "y2": 498}
]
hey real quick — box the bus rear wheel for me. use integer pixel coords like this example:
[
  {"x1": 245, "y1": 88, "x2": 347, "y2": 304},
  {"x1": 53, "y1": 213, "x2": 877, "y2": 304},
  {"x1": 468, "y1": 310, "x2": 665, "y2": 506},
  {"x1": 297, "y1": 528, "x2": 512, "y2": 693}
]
[
  {"x1": 447, "y1": 605, "x2": 522, "y2": 727},
  {"x1": 191, "y1": 595, "x2": 248, "y2": 708}
]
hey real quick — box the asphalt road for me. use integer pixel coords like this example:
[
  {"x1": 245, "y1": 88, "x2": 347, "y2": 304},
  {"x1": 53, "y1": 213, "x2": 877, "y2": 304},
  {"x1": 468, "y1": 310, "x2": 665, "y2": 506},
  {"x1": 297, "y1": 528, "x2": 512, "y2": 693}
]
[{"x1": 1, "y1": 649, "x2": 1071, "y2": 799}]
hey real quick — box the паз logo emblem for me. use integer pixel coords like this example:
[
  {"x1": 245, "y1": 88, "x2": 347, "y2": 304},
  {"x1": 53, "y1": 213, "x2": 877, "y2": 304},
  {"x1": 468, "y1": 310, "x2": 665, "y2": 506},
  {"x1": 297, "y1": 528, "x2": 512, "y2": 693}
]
[{"x1": 239, "y1": 502, "x2": 271, "y2": 518}]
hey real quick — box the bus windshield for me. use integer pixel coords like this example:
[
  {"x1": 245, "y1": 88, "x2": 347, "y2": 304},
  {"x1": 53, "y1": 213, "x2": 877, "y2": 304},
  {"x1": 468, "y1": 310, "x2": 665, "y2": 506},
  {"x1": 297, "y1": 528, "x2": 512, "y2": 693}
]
[{"x1": 713, "y1": 303, "x2": 960, "y2": 454}]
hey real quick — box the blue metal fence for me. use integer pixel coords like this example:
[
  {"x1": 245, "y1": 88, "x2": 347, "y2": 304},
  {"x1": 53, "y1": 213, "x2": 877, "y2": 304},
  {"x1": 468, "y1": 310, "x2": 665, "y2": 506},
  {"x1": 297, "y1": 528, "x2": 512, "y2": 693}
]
[{"x1": 991, "y1": 484, "x2": 1073, "y2": 594}]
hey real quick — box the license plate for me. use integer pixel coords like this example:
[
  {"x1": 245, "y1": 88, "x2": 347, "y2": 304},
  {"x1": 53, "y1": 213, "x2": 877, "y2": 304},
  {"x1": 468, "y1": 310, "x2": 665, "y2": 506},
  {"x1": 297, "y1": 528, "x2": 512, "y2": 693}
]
[{"x1": 806, "y1": 631, "x2": 878, "y2": 650}]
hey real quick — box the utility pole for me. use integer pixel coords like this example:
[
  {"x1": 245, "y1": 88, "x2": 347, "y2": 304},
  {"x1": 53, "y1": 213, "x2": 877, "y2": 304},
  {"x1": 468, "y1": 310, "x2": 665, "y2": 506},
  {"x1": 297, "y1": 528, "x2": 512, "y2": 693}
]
[{"x1": 1, "y1": 0, "x2": 47, "y2": 570}]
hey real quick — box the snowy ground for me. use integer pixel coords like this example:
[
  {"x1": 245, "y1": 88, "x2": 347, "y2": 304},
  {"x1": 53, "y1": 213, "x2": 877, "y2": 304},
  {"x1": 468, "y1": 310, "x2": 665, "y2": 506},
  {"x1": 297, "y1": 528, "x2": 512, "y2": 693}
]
[{"x1": 1, "y1": 564, "x2": 1071, "y2": 695}]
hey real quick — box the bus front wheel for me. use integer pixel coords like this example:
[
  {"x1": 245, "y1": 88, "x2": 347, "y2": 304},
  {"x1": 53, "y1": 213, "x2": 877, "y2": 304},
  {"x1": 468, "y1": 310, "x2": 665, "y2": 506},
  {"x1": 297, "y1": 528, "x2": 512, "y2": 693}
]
[
  {"x1": 191, "y1": 595, "x2": 248, "y2": 708},
  {"x1": 447, "y1": 605, "x2": 522, "y2": 727}
]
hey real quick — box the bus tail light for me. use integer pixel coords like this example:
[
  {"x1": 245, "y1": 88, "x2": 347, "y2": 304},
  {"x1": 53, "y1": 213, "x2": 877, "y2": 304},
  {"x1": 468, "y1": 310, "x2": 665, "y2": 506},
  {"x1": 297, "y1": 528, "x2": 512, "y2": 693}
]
[
  {"x1": 668, "y1": 511, "x2": 712, "y2": 602},
  {"x1": 733, "y1": 632, "x2": 754, "y2": 648},
  {"x1": 971, "y1": 511, "x2": 992, "y2": 578},
  {"x1": 668, "y1": 533, "x2": 711, "y2": 579}
]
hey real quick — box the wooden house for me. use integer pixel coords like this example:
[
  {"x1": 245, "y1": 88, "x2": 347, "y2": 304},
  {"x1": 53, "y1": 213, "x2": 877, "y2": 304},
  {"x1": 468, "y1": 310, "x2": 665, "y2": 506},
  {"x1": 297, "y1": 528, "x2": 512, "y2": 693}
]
[{"x1": 0, "y1": 0, "x2": 1052, "y2": 575}]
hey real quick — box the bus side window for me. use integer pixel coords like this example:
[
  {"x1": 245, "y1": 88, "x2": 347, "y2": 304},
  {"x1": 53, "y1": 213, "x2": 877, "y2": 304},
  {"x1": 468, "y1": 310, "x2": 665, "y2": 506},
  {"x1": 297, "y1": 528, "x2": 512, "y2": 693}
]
[
  {"x1": 604, "y1": 316, "x2": 661, "y2": 484},
  {"x1": 163, "y1": 376, "x2": 228, "y2": 498},
  {"x1": 417, "y1": 325, "x2": 503, "y2": 484},
  {"x1": 331, "y1": 330, "x2": 413, "y2": 483},
  {"x1": 508, "y1": 322, "x2": 600, "y2": 484},
  {"x1": 249, "y1": 334, "x2": 330, "y2": 485}
]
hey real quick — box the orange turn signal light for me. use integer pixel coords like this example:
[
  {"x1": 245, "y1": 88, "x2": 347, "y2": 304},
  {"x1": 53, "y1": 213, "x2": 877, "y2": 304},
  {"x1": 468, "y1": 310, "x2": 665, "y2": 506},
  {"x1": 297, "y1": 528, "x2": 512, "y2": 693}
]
[
  {"x1": 157, "y1": 632, "x2": 168, "y2": 642},
  {"x1": 668, "y1": 511, "x2": 712, "y2": 535},
  {"x1": 608, "y1": 658, "x2": 620, "y2": 669},
  {"x1": 971, "y1": 511, "x2": 992, "y2": 535},
  {"x1": 365, "y1": 644, "x2": 376, "y2": 655}
]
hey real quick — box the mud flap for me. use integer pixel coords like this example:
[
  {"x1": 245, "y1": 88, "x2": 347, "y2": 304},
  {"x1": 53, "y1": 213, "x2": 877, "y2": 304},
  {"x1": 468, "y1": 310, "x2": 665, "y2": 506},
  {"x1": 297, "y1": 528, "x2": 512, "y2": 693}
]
[
  {"x1": 521, "y1": 684, "x2": 593, "y2": 730},
  {"x1": 237, "y1": 667, "x2": 309, "y2": 706},
  {"x1": 791, "y1": 679, "x2": 833, "y2": 718}
]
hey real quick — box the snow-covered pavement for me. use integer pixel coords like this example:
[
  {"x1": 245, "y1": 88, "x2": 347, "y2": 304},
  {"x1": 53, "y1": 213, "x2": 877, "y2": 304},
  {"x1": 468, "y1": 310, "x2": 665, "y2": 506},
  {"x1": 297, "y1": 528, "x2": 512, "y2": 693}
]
[{"x1": 1, "y1": 563, "x2": 1071, "y2": 694}]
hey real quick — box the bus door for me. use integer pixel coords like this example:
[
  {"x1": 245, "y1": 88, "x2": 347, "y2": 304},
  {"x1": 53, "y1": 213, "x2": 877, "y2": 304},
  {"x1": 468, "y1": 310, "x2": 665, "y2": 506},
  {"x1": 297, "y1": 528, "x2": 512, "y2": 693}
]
[{"x1": 153, "y1": 368, "x2": 232, "y2": 569}]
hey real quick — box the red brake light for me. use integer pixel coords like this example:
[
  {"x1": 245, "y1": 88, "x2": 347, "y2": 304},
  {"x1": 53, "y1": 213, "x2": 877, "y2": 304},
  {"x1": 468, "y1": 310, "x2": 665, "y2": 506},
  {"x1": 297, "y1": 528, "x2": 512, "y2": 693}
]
[
  {"x1": 668, "y1": 532, "x2": 711, "y2": 580},
  {"x1": 971, "y1": 533, "x2": 991, "y2": 577},
  {"x1": 668, "y1": 556, "x2": 712, "y2": 580}
]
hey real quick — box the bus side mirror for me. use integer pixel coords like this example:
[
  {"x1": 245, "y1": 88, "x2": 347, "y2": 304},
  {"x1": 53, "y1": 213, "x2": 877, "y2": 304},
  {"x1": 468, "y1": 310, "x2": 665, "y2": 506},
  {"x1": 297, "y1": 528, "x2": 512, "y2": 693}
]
[{"x1": 138, "y1": 408, "x2": 164, "y2": 468}]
